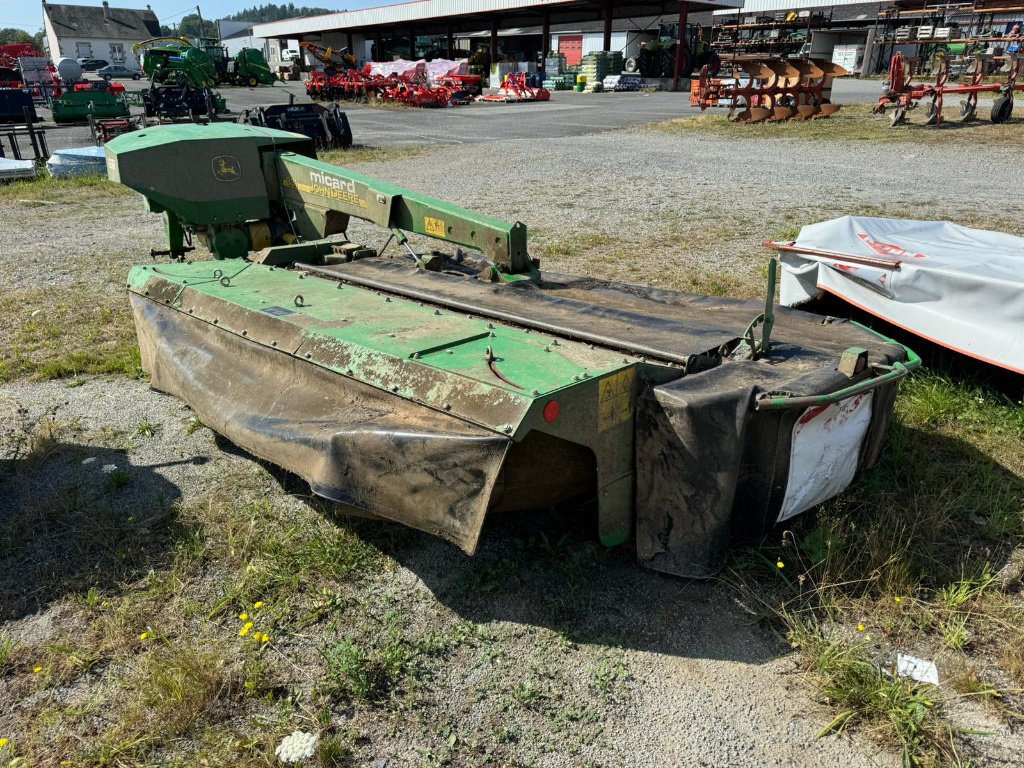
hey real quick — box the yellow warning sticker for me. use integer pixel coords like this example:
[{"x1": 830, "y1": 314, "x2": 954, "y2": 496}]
[
  {"x1": 598, "y1": 369, "x2": 635, "y2": 432},
  {"x1": 424, "y1": 216, "x2": 446, "y2": 237}
]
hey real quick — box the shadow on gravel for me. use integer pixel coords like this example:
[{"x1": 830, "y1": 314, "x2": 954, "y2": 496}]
[
  {"x1": 0, "y1": 442, "x2": 201, "y2": 622},
  {"x1": 359, "y1": 504, "x2": 786, "y2": 665},
  {"x1": 252, "y1": 446, "x2": 786, "y2": 663},
  {"x1": 251, "y1": 414, "x2": 1024, "y2": 666}
]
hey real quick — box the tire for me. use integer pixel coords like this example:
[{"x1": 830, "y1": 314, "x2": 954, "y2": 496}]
[
  {"x1": 991, "y1": 95, "x2": 1012, "y2": 123},
  {"x1": 624, "y1": 57, "x2": 639, "y2": 73},
  {"x1": 133, "y1": 74, "x2": 140, "y2": 80},
  {"x1": 662, "y1": 49, "x2": 678, "y2": 78},
  {"x1": 103, "y1": 74, "x2": 112, "y2": 81},
  {"x1": 248, "y1": 77, "x2": 258, "y2": 87},
  {"x1": 705, "y1": 51, "x2": 721, "y2": 77}
]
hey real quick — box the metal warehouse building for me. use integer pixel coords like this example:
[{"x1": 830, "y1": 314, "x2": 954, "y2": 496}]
[
  {"x1": 252, "y1": 0, "x2": 744, "y2": 88},
  {"x1": 253, "y1": 0, "x2": 1024, "y2": 80}
]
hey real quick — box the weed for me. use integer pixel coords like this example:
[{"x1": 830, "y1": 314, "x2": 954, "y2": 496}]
[
  {"x1": 133, "y1": 418, "x2": 160, "y2": 438},
  {"x1": 0, "y1": 634, "x2": 14, "y2": 674},
  {"x1": 318, "y1": 732, "x2": 355, "y2": 767},
  {"x1": 510, "y1": 680, "x2": 543, "y2": 708},
  {"x1": 105, "y1": 468, "x2": 131, "y2": 490},
  {"x1": 324, "y1": 635, "x2": 410, "y2": 702},
  {"x1": 134, "y1": 641, "x2": 241, "y2": 735},
  {"x1": 789, "y1": 618, "x2": 956, "y2": 766},
  {"x1": 590, "y1": 659, "x2": 629, "y2": 702},
  {"x1": 185, "y1": 415, "x2": 205, "y2": 435}
]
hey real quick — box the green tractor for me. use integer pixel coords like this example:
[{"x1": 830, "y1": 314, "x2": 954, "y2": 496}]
[
  {"x1": 136, "y1": 37, "x2": 276, "y2": 88},
  {"x1": 193, "y1": 38, "x2": 277, "y2": 87},
  {"x1": 624, "y1": 23, "x2": 720, "y2": 78},
  {"x1": 136, "y1": 37, "x2": 218, "y2": 87}
]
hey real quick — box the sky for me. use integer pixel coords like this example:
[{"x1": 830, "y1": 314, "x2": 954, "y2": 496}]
[{"x1": 1, "y1": 0, "x2": 393, "y2": 34}]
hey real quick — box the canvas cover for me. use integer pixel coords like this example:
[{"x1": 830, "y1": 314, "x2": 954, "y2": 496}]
[
  {"x1": 778, "y1": 216, "x2": 1024, "y2": 374},
  {"x1": 366, "y1": 58, "x2": 467, "y2": 84}
]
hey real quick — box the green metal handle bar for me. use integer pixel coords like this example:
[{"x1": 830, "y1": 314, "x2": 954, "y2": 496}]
[{"x1": 753, "y1": 343, "x2": 921, "y2": 412}]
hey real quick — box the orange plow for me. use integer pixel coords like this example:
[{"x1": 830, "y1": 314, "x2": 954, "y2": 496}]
[{"x1": 694, "y1": 56, "x2": 847, "y2": 123}]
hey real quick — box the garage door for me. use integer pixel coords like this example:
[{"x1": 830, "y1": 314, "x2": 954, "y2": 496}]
[{"x1": 558, "y1": 35, "x2": 583, "y2": 67}]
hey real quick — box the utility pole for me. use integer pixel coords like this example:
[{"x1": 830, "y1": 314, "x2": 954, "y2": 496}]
[{"x1": 195, "y1": 4, "x2": 207, "y2": 39}]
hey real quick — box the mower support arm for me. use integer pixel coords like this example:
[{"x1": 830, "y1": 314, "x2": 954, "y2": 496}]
[{"x1": 275, "y1": 152, "x2": 534, "y2": 277}]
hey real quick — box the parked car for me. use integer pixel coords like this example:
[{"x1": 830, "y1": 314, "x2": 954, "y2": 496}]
[
  {"x1": 77, "y1": 58, "x2": 109, "y2": 72},
  {"x1": 281, "y1": 49, "x2": 300, "y2": 62},
  {"x1": 97, "y1": 64, "x2": 142, "y2": 80}
]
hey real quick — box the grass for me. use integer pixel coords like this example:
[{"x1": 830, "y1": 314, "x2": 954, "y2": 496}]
[
  {"x1": 649, "y1": 103, "x2": 1024, "y2": 147},
  {"x1": 732, "y1": 367, "x2": 1024, "y2": 764},
  {"x1": 320, "y1": 143, "x2": 435, "y2": 166},
  {"x1": 0, "y1": 287, "x2": 142, "y2": 383},
  {"x1": 788, "y1": 618, "x2": 960, "y2": 767},
  {"x1": 0, "y1": 173, "x2": 130, "y2": 204}
]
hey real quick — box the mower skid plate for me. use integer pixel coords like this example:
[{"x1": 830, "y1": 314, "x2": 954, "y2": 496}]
[{"x1": 131, "y1": 293, "x2": 509, "y2": 553}]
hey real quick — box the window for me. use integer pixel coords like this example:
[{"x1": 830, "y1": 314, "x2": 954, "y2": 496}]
[
  {"x1": 110, "y1": 43, "x2": 125, "y2": 62},
  {"x1": 75, "y1": 41, "x2": 92, "y2": 58}
]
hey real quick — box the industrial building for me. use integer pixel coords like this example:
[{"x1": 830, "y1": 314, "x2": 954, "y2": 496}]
[
  {"x1": 253, "y1": 0, "x2": 1024, "y2": 79},
  {"x1": 253, "y1": 0, "x2": 744, "y2": 89}
]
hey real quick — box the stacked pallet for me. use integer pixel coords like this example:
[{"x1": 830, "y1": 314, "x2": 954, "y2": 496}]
[
  {"x1": 542, "y1": 73, "x2": 574, "y2": 90},
  {"x1": 602, "y1": 74, "x2": 647, "y2": 92},
  {"x1": 544, "y1": 55, "x2": 566, "y2": 75},
  {"x1": 579, "y1": 51, "x2": 624, "y2": 92}
]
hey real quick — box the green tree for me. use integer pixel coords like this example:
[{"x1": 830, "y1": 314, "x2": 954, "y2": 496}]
[
  {"x1": 0, "y1": 27, "x2": 36, "y2": 46},
  {"x1": 224, "y1": 4, "x2": 335, "y2": 23},
  {"x1": 175, "y1": 13, "x2": 218, "y2": 39}
]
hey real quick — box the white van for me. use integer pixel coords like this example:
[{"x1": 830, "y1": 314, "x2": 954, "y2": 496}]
[{"x1": 281, "y1": 49, "x2": 300, "y2": 62}]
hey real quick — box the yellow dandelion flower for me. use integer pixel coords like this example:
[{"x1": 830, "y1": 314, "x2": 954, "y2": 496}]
[
  {"x1": 0, "y1": 738, "x2": 9, "y2": 748},
  {"x1": 240, "y1": 621, "x2": 254, "y2": 637},
  {"x1": 894, "y1": 597, "x2": 903, "y2": 604},
  {"x1": 260, "y1": 634, "x2": 271, "y2": 644},
  {"x1": 239, "y1": 612, "x2": 249, "y2": 621},
  {"x1": 33, "y1": 666, "x2": 43, "y2": 674},
  {"x1": 253, "y1": 601, "x2": 264, "y2": 610},
  {"x1": 776, "y1": 561, "x2": 785, "y2": 569},
  {"x1": 857, "y1": 623, "x2": 866, "y2": 632},
  {"x1": 139, "y1": 631, "x2": 151, "y2": 641}
]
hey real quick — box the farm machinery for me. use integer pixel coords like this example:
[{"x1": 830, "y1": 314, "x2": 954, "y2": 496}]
[
  {"x1": 694, "y1": 56, "x2": 847, "y2": 122},
  {"x1": 478, "y1": 72, "x2": 550, "y2": 103},
  {"x1": 132, "y1": 38, "x2": 227, "y2": 120},
  {"x1": 300, "y1": 42, "x2": 358, "y2": 75},
  {"x1": 51, "y1": 84, "x2": 130, "y2": 124},
  {"x1": 104, "y1": 123, "x2": 917, "y2": 578},
  {"x1": 625, "y1": 23, "x2": 720, "y2": 78},
  {"x1": 306, "y1": 56, "x2": 481, "y2": 108},
  {"x1": 136, "y1": 37, "x2": 276, "y2": 87},
  {"x1": 874, "y1": 52, "x2": 1023, "y2": 125},
  {"x1": 237, "y1": 102, "x2": 353, "y2": 149}
]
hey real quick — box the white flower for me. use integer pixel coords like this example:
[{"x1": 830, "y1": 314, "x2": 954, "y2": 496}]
[{"x1": 275, "y1": 730, "x2": 319, "y2": 763}]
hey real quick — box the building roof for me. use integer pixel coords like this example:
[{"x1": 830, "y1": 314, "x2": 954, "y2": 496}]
[
  {"x1": 253, "y1": 0, "x2": 744, "y2": 39},
  {"x1": 460, "y1": 14, "x2": 667, "y2": 37},
  {"x1": 222, "y1": 26, "x2": 256, "y2": 40},
  {"x1": 43, "y1": 2, "x2": 161, "y2": 40}
]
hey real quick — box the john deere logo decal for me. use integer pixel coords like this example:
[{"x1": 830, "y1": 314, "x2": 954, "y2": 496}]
[{"x1": 212, "y1": 155, "x2": 241, "y2": 182}]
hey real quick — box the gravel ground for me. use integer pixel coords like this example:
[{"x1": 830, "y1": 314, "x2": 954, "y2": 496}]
[
  {"x1": 1, "y1": 378, "x2": 895, "y2": 768},
  {"x1": 3, "y1": 128, "x2": 1018, "y2": 294},
  {"x1": 3, "y1": 123, "x2": 1022, "y2": 766}
]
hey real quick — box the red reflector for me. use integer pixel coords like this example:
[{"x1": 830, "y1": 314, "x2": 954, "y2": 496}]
[{"x1": 543, "y1": 400, "x2": 560, "y2": 422}]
